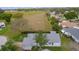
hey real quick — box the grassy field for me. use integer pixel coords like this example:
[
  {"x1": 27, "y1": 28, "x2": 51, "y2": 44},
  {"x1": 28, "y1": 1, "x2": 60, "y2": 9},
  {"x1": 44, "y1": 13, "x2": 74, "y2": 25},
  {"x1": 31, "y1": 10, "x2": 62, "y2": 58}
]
[
  {"x1": 61, "y1": 35, "x2": 74, "y2": 51},
  {"x1": 0, "y1": 24, "x2": 23, "y2": 41},
  {"x1": 12, "y1": 11, "x2": 52, "y2": 32}
]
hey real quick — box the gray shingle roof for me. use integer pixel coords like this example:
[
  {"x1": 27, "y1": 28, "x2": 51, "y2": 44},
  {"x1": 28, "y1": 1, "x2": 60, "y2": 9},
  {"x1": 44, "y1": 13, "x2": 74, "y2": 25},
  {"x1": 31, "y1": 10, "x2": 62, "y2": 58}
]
[
  {"x1": 45, "y1": 31, "x2": 61, "y2": 46},
  {"x1": 62, "y1": 28, "x2": 79, "y2": 43},
  {"x1": 22, "y1": 33, "x2": 37, "y2": 50}
]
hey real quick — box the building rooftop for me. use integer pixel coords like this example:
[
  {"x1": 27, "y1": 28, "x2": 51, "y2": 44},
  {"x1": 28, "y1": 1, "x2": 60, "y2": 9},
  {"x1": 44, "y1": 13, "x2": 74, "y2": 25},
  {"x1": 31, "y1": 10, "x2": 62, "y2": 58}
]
[
  {"x1": 59, "y1": 20, "x2": 79, "y2": 28},
  {"x1": 62, "y1": 28, "x2": 79, "y2": 43},
  {"x1": 45, "y1": 31, "x2": 61, "y2": 46},
  {"x1": 22, "y1": 33, "x2": 37, "y2": 50}
]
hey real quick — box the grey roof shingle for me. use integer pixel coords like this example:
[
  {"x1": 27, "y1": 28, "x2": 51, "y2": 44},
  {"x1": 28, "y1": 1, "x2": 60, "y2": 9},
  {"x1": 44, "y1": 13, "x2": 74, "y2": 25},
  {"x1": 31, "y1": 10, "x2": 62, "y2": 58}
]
[
  {"x1": 22, "y1": 33, "x2": 37, "y2": 50},
  {"x1": 62, "y1": 28, "x2": 79, "y2": 42},
  {"x1": 45, "y1": 31, "x2": 61, "y2": 46}
]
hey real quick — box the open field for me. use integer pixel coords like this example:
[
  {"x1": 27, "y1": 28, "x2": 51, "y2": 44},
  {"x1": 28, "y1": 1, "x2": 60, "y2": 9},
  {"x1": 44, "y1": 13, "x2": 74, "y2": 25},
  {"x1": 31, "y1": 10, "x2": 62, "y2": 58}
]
[
  {"x1": 12, "y1": 11, "x2": 52, "y2": 32},
  {"x1": 0, "y1": 11, "x2": 52, "y2": 42}
]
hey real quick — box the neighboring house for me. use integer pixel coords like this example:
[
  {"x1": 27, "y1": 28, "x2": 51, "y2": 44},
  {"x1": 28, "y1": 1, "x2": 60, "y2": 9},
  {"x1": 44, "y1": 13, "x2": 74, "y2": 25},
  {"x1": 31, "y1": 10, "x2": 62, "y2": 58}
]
[
  {"x1": 0, "y1": 36, "x2": 7, "y2": 49},
  {"x1": 0, "y1": 22, "x2": 5, "y2": 29},
  {"x1": 49, "y1": 11, "x2": 63, "y2": 21},
  {"x1": 59, "y1": 20, "x2": 79, "y2": 28},
  {"x1": 22, "y1": 31, "x2": 61, "y2": 50},
  {"x1": 49, "y1": 11, "x2": 61, "y2": 15},
  {"x1": 61, "y1": 28, "x2": 79, "y2": 43}
]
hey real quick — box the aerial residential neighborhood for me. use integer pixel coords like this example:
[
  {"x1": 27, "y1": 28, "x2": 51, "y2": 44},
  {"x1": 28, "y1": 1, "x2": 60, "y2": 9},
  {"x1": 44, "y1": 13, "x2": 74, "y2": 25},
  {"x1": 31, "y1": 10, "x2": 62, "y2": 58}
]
[{"x1": 0, "y1": 7, "x2": 79, "y2": 51}]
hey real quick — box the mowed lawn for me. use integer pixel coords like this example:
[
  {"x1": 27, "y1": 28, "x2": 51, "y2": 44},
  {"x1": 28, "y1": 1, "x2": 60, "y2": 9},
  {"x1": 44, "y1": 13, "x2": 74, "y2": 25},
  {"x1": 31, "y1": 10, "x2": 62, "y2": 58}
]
[{"x1": 12, "y1": 11, "x2": 52, "y2": 32}]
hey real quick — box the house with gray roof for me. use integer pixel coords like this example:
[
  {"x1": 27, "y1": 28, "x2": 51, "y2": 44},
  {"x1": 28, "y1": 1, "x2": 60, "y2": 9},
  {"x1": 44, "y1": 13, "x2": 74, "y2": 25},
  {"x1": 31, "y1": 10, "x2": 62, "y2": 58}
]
[
  {"x1": 22, "y1": 31, "x2": 61, "y2": 50},
  {"x1": 61, "y1": 28, "x2": 79, "y2": 43},
  {"x1": 22, "y1": 33, "x2": 37, "y2": 50}
]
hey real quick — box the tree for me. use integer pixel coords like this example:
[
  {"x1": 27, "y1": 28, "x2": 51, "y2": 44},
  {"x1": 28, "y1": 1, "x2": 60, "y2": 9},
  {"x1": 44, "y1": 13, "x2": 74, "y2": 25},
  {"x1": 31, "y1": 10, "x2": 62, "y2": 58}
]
[
  {"x1": 35, "y1": 32, "x2": 47, "y2": 50},
  {"x1": 50, "y1": 16, "x2": 58, "y2": 24},
  {"x1": 64, "y1": 11, "x2": 78, "y2": 20},
  {"x1": 49, "y1": 17, "x2": 61, "y2": 33},
  {"x1": 1, "y1": 40, "x2": 18, "y2": 51},
  {"x1": 0, "y1": 13, "x2": 12, "y2": 23},
  {"x1": 52, "y1": 23, "x2": 61, "y2": 33}
]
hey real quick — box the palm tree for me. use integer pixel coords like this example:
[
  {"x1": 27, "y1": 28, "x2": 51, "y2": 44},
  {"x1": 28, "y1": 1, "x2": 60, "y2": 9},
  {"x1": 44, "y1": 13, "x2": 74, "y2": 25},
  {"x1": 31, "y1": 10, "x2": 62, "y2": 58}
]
[{"x1": 35, "y1": 32, "x2": 47, "y2": 50}]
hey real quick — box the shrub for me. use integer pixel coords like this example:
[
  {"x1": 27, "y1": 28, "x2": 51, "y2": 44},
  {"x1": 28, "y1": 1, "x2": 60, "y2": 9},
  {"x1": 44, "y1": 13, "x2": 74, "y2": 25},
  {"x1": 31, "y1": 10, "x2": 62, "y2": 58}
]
[
  {"x1": 1, "y1": 40, "x2": 18, "y2": 51},
  {"x1": 0, "y1": 13, "x2": 12, "y2": 23},
  {"x1": 64, "y1": 11, "x2": 78, "y2": 19},
  {"x1": 35, "y1": 32, "x2": 47, "y2": 50}
]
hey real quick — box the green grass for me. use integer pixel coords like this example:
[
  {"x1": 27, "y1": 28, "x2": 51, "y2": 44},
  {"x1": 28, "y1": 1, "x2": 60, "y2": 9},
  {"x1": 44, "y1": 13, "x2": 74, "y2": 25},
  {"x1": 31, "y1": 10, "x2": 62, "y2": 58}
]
[
  {"x1": 42, "y1": 46, "x2": 62, "y2": 51},
  {"x1": 61, "y1": 35, "x2": 73, "y2": 51},
  {"x1": 0, "y1": 24, "x2": 24, "y2": 42},
  {"x1": 32, "y1": 46, "x2": 62, "y2": 51},
  {"x1": 13, "y1": 33, "x2": 27, "y2": 42},
  {"x1": 0, "y1": 28, "x2": 8, "y2": 35},
  {"x1": 32, "y1": 46, "x2": 40, "y2": 51}
]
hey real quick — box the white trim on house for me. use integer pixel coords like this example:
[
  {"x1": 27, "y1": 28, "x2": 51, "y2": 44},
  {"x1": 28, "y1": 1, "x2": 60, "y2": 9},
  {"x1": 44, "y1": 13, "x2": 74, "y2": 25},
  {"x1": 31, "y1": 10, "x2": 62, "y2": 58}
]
[{"x1": 73, "y1": 26, "x2": 79, "y2": 29}]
